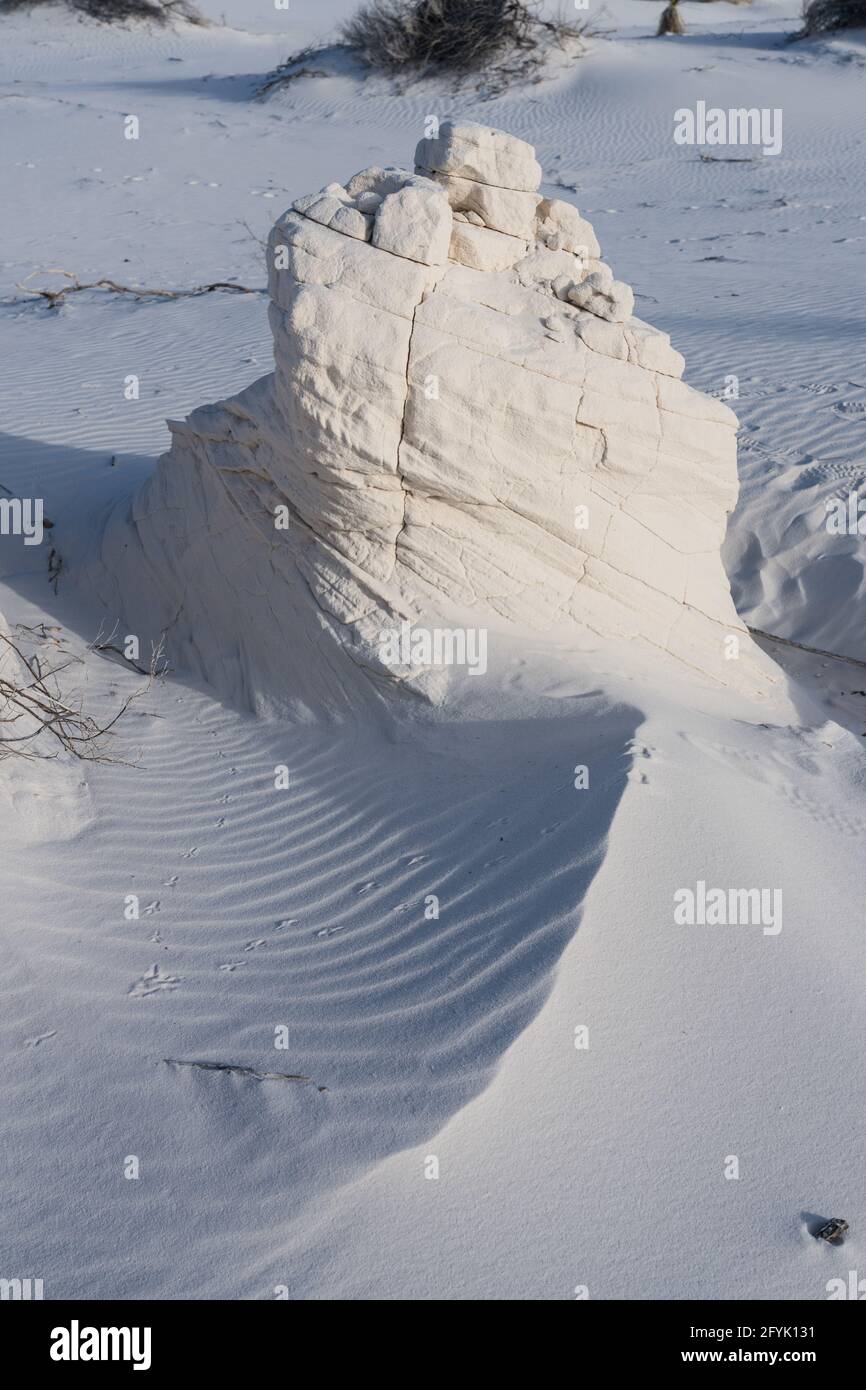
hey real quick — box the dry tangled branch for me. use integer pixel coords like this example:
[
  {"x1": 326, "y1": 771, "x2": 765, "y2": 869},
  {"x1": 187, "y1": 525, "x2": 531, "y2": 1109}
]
[
  {"x1": 342, "y1": 0, "x2": 577, "y2": 75},
  {"x1": 9, "y1": 269, "x2": 263, "y2": 311},
  {"x1": 791, "y1": 0, "x2": 866, "y2": 38},
  {"x1": 0, "y1": 621, "x2": 167, "y2": 764},
  {"x1": 699, "y1": 151, "x2": 757, "y2": 163},
  {"x1": 257, "y1": 45, "x2": 340, "y2": 95},
  {"x1": 0, "y1": 0, "x2": 205, "y2": 23},
  {"x1": 261, "y1": 0, "x2": 604, "y2": 96},
  {"x1": 164, "y1": 1059, "x2": 319, "y2": 1085}
]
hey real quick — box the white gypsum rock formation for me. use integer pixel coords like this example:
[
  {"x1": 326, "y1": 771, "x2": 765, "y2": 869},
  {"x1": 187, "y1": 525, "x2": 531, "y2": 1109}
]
[{"x1": 96, "y1": 122, "x2": 769, "y2": 715}]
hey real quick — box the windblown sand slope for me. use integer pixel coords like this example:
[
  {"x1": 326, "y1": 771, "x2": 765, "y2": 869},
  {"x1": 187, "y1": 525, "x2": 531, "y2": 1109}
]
[{"x1": 1, "y1": 0, "x2": 864, "y2": 1300}]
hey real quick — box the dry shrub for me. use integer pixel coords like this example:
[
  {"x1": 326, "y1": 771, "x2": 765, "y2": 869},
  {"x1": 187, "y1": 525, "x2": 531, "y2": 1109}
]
[
  {"x1": 263, "y1": 0, "x2": 598, "y2": 95},
  {"x1": 657, "y1": 0, "x2": 687, "y2": 34},
  {"x1": 792, "y1": 0, "x2": 866, "y2": 36},
  {"x1": 342, "y1": 0, "x2": 542, "y2": 75},
  {"x1": 0, "y1": 621, "x2": 165, "y2": 765},
  {"x1": 0, "y1": 0, "x2": 204, "y2": 23}
]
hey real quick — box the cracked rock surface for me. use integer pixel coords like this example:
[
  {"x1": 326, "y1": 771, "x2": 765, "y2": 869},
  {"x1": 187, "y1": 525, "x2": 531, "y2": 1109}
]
[{"x1": 97, "y1": 122, "x2": 767, "y2": 715}]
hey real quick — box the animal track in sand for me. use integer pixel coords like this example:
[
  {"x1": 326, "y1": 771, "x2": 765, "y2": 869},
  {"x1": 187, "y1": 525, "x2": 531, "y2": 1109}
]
[
  {"x1": 681, "y1": 733, "x2": 866, "y2": 837},
  {"x1": 795, "y1": 461, "x2": 866, "y2": 489},
  {"x1": 128, "y1": 964, "x2": 180, "y2": 998},
  {"x1": 739, "y1": 437, "x2": 804, "y2": 466},
  {"x1": 627, "y1": 743, "x2": 661, "y2": 788},
  {"x1": 24, "y1": 1030, "x2": 56, "y2": 1048},
  {"x1": 781, "y1": 785, "x2": 866, "y2": 837},
  {"x1": 736, "y1": 383, "x2": 789, "y2": 401}
]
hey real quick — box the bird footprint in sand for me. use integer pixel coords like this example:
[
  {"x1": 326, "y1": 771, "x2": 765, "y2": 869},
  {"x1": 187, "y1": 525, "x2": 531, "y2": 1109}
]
[{"x1": 128, "y1": 965, "x2": 180, "y2": 998}]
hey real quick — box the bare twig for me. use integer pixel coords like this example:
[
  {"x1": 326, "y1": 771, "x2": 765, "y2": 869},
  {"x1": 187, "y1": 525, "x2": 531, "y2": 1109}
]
[
  {"x1": 47, "y1": 547, "x2": 63, "y2": 593},
  {"x1": 237, "y1": 219, "x2": 268, "y2": 251},
  {"x1": 699, "y1": 151, "x2": 758, "y2": 163},
  {"x1": 0, "y1": 621, "x2": 167, "y2": 764},
  {"x1": 0, "y1": 1, "x2": 206, "y2": 23},
  {"x1": 163, "y1": 1059, "x2": 326, "y2": 1089},
  {"x1": 8, "y1": 269, "x2": 264, "y2": 310},
  {"x1": 258, "y1": 47, "x2": 335, "y2": 94},
  {"x1": 91, "y1": 619, "x2": 168, "y2": 679}
]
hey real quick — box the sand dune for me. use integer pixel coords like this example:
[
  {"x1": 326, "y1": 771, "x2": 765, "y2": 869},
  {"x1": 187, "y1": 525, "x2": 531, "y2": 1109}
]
[{"x1": 1, "y1": 0, "x2": 864, "y2": 1300}]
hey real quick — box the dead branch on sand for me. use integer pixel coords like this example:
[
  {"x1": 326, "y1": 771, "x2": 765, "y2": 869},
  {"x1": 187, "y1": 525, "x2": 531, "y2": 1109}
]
[
  {"x1": 163, "y1": 1059, "x2": 325, "y2": 1089},
  {"x1": 9, "y1": 269, "x2": 263, "y2": 310},
  {"x1": 0, "y1": 621, "x2": 167, "y2": 764}
]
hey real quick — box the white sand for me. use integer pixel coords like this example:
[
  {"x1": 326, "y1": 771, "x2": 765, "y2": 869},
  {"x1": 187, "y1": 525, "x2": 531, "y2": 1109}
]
[{"x1": 1, "y1": 0, "x2": 864, "y2": 1300}]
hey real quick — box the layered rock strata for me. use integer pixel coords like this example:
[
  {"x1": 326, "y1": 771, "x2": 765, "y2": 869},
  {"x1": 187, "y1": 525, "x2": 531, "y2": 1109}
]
[{"x1": 96, "y1": 122, "x2": 766, "y2": 713}]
